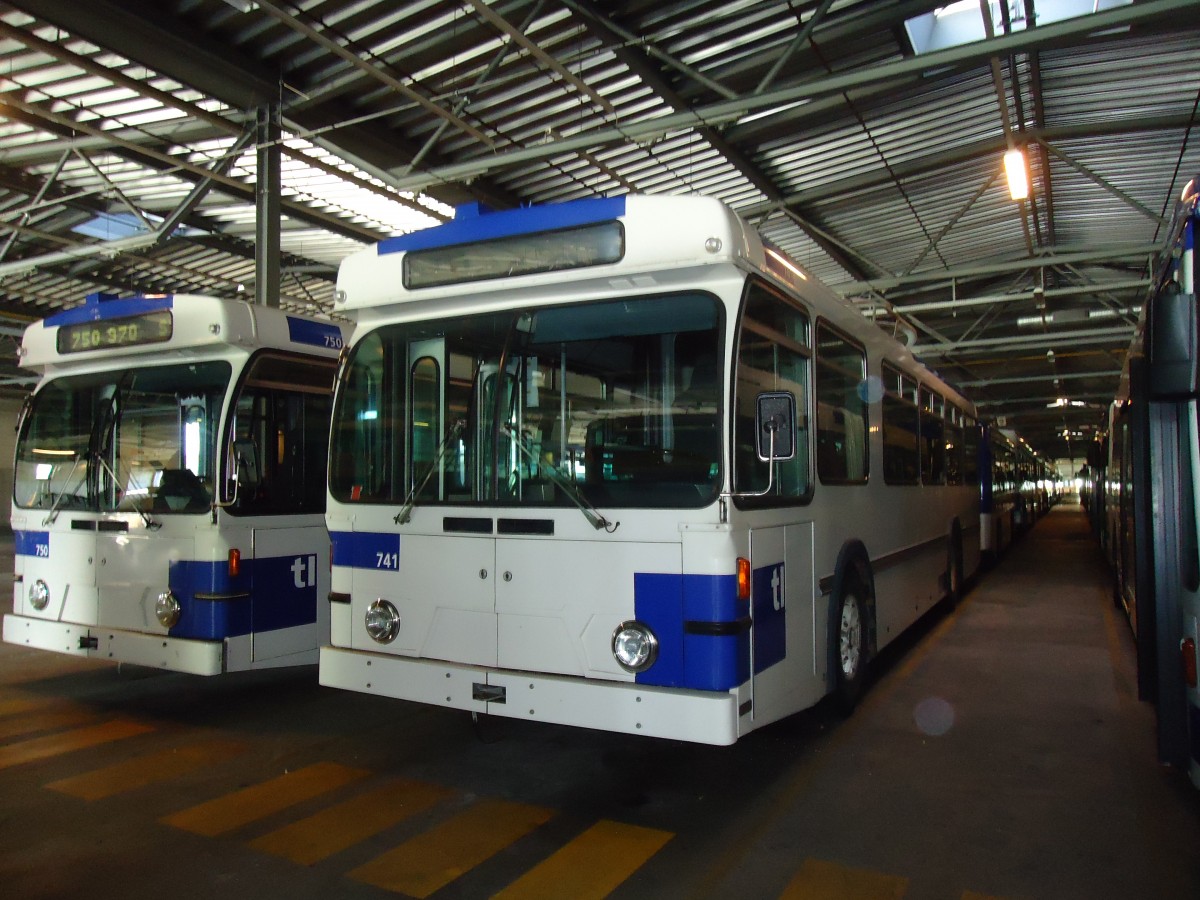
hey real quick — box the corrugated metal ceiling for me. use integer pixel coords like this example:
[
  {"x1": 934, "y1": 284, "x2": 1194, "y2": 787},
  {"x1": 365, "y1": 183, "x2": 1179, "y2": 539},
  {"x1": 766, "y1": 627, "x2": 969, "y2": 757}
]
[{"x1": 0, "y1": 0, "x2": 1197, "y2": 463}]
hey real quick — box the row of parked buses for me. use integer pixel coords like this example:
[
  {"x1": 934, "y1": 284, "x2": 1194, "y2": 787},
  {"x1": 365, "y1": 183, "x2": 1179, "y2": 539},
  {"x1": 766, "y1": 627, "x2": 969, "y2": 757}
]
[
  {"x1": 5, "y1": 195, "x2": 1052, "y2": 744},
  {"x1": 1082, "y1": 176, "x2": 1200, "y2": 789},
  {"x1": 983, "y1": 424, "x2": 1059, "y2": 563}
]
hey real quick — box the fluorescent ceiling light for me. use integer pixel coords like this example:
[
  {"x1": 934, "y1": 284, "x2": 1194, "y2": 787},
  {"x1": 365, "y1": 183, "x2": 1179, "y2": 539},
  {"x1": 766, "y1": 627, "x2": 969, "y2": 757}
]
[{"x1": 1004, "y1": 148, "x2": 1029, "y2": 200}]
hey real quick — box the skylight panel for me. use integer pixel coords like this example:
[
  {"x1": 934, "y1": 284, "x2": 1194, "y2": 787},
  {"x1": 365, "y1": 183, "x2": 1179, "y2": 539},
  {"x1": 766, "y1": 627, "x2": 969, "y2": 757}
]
[{"x1": 906, "y1": 0, "x2": 1133, "y2": 54}]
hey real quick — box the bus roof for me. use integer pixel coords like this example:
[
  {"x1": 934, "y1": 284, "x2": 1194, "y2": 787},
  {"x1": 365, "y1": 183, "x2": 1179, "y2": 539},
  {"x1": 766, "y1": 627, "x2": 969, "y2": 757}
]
[{"x1": 21, "y1": 293, "x2": 347, "y2": 373}]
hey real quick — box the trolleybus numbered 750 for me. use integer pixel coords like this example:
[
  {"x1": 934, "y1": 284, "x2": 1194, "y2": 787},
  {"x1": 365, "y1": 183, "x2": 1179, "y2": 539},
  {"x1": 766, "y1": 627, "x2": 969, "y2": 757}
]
[
  {"x1": 4, "y1": 292, "x2": 347, "y2": 675},
  {"x1": 320, "y1": 195, "x2": 982, "y2": 744}
]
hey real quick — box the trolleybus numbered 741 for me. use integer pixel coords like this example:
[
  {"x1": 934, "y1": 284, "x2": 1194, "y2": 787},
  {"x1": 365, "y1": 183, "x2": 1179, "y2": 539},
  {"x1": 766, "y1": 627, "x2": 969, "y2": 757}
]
[
  {"x1": 4, "y1": 292, "x2": 347, "y2": 675},
  {"x1": 320, "y1": 195, "x2": 982, "y2": 744}
]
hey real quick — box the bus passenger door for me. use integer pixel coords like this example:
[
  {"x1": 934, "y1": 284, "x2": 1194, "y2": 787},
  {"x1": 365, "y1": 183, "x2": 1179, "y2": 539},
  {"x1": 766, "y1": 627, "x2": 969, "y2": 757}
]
[{"x1": 748, "y1": 523, "x2": 816, "y2": 726}]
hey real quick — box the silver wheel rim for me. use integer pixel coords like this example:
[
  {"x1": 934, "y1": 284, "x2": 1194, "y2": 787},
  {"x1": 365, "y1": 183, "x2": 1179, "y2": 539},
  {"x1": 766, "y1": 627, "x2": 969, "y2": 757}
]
[{"x1": 839, "y1": 594, "x2": 861, "y2": 678}]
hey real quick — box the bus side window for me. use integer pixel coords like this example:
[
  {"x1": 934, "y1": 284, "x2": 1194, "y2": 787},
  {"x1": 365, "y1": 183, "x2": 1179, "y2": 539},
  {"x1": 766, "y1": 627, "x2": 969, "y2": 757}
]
[
  {"x1": 815, "y1": 322, "x2": 867, "y2": 484},
  {"x1": 882, "y1": 364, "x2": 919, "y2": 485},
  {"x1": 229, "y1": 353, "x2": 335, "y2": 516},
  {"x1": 733, "y1": 281, "x2": 811, "y2": 499},
  {"x1": 919, "y1": 386, "x2": 946, "y2": 485}
]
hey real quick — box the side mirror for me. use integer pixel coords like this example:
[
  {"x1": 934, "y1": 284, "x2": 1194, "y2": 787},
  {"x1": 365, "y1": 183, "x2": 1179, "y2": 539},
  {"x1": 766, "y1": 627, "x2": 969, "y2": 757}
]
[
  {"x1": 234, "y1": 439, "x2": 261, "y2": 488},
  {"x1": 756, "y1": 392, "x2": 796, "y2": 461}
]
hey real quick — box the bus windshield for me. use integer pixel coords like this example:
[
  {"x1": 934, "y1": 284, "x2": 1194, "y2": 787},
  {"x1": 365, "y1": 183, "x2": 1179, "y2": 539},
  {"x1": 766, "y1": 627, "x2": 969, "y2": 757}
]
[
  {"x1": 14, "y1": 361, "x2": 231, "y2": 515},
  {"x1": 331, "y1": 293, "x2": 723, "y2": 510}
]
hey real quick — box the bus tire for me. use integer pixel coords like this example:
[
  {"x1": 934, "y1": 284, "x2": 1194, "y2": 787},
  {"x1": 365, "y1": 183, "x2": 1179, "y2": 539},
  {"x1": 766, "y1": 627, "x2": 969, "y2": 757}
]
[{"x1": 830, "y1": 552, "x2": 873, "y2": 716}]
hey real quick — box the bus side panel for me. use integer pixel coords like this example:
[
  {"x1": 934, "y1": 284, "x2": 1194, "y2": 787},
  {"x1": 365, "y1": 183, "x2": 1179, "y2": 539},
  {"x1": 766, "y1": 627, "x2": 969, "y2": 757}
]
[
  {"x1": 248, "y1": 523, "x2": 330, "y2": 663},
  {"x1": 746, "y1": 522, "x2": 819, "y2": 729},
  {"x1": 872, "y1": 538, "x2": 947, "y2": 647}
]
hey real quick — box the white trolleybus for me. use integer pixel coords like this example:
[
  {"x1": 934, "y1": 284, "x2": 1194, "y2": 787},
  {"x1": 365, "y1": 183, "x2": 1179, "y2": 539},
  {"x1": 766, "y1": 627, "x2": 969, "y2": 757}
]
[
  {"x1": 320, "y1": 195, "x2": 982, "y2": 744},
  {"x1": 5, "y1": 292, "x2": 347, "y2": 675},
  {"x1": 1106, "y1": 175, "x2": 1200, "y2": 788}
]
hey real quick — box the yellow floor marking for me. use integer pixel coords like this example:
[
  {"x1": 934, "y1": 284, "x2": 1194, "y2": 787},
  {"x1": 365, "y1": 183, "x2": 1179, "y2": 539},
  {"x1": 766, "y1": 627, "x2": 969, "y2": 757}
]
[
  {"x1": 0, "y1": 707, "x2": 96, "y2": 741},
  {"x1": 161, "y1": 761, "x2": 369, "y2": 837},
  {"x1": 493, "y1": 819, "x2": 674, "y2": 900},
  {"x1": 780, "y1": 859, "x2": 908, "y2": 900},
  {"x1": 0, "y1": 718, "x2": 154, "y2": 770},
  {"x1": 0, "y1": 696, "x2": 51, "y2": 717},
  {"x1": 349, "y1": 798, "x2": 554, "y2": 898},
  {"x1": 249, "y1": 777, "x2": 453, "y2": 866},
  {"x1": 46, "y1": 738, "x2": 247, "y2": 800}
]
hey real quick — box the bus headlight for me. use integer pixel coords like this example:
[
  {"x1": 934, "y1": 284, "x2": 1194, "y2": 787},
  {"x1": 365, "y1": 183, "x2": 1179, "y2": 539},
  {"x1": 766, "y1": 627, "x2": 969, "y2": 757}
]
[
  {"x1": 29, "y1": 579, "x2": 50, "y2": 611},
  {"x1": 155, "y1": 590, "x2": 181, "y2": 628},
  {"x1": 612, "y1": 620, "x2": 658, "y2": 673},
  {"x1": 365, "y1": 599, "x2": 400, "y2": 644}
]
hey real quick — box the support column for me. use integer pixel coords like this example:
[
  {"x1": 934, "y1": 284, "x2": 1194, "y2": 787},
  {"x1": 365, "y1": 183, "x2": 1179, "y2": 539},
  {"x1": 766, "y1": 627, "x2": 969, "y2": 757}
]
[{"x1": 255, "y1": 102, "x2": 281, "y2": 308}]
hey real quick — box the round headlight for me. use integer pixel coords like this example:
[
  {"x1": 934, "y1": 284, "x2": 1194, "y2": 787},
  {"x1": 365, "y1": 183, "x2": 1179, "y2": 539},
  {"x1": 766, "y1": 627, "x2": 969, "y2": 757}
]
[
  {"x1": 612, "y1": 620, "x2": 658, "y2": 673},
  {"x1": 29, "y1": 579, "x2": 50, "y2": 611},
  {"x1": 365, "y1": 599, "x2": 400, "y2": 644},
  {"x1": 155, "y1": 590, "x2": 181, "y2": 628}
]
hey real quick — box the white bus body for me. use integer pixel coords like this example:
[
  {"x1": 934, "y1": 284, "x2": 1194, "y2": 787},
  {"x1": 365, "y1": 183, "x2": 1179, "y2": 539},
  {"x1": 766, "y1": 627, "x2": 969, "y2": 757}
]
[
  {"x1": 319, "y1": 195, "x2": 981, "y2": 744},
  {"x1": 5, "y1": 293, "x2": 347, "y2": 675}
]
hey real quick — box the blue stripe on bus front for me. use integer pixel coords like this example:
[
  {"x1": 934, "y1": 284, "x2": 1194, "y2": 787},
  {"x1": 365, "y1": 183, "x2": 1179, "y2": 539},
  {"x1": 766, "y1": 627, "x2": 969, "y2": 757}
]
[
  {"x1": 166, "y1": 554, "x2": 318, "y2": 640},
  {"x1": 286, "y1": 316, "x2": 343, "y2": 350},
  {"x1": 43, "y1": 293, "x2": 173, "y2": 327},
  {"x1": 330, "y1": 531, "x2": 400, "y2": 570},
  {"x1": 14, "y1": 530, "x2": 50, "y2": 558},
  {"x1": 377, "y1": 196, "x2": 628, "y2": 255},
  {"x1": 634, "y1": 572, "x2": 751, "y2": 692}
]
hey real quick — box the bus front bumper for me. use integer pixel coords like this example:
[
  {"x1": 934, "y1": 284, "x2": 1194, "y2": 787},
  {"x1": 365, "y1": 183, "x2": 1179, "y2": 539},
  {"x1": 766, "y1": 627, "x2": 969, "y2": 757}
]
[
  {"x1": 319, "y1": 645, "x2": 742, "y2": 745},
  {"x1": 2, "y1": 613, "x2": 224, "y2": 676}
]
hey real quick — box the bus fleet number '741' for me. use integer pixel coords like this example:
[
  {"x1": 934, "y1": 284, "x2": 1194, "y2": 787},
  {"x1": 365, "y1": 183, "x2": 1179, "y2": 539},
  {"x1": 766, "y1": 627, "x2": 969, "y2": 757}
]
[{"x1": 376, "y1": 552, "x2": 399, "y2": 570}]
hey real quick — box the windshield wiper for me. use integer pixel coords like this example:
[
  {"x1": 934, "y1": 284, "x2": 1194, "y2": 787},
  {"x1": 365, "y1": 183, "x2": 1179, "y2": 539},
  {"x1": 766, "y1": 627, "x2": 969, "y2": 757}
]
[
  {"x1": 395, "y1": 418, "x2": 466, "y2": 525},
  {"x1": 41, "y1": 453, "x2": 86, "y2": 526},
  {"x1": 91, "y1": 451, "x2": 160, "y2": 530},
  {"x1": 505, "y1": 424, "x2": 618, "y2": 533},
  {"x1": 89, "y1": 388, "x2": 161, "y2": 529}
]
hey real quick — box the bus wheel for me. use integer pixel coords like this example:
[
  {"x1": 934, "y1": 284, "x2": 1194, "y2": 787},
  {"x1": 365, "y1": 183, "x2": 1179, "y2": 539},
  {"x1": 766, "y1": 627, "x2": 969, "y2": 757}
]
[{"x1": 833, "y1": 570, "x2": 870, "y2": 715}]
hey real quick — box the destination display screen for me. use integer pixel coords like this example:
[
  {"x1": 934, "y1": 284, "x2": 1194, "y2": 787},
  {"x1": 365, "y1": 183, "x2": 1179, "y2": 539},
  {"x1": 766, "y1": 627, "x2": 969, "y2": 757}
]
[
  {"x1": 403, "y1": 221, "x2": 624, "y2": 289},
  {"x1": 57, "y1": 309, "x2": 173, "y2": 354}
]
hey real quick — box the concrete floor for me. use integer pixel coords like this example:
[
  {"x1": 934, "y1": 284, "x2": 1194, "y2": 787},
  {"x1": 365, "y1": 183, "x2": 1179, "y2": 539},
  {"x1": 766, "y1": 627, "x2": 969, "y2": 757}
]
[{"x1": 0, "y1": 504, "x2": 1197, "y2": 899}]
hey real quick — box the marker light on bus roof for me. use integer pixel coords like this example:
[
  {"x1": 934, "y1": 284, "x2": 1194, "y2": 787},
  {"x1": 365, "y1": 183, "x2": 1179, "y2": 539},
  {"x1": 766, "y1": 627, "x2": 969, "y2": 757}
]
[
  {"x1": 765, "y1": 247, "x2": 808, "y2": 281},
  {"x1": 612, "y1": 621, "x2": 658, "y2": 673}
]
